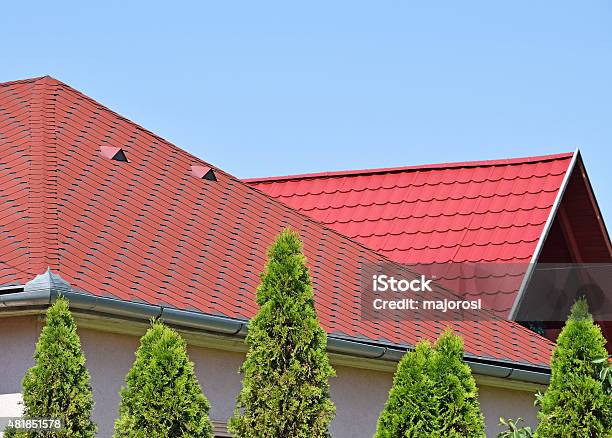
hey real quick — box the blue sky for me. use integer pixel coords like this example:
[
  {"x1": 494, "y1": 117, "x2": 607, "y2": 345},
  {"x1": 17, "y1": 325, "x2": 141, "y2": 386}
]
[{"x1": 2, "y1": 1, "x2": 612, "y2": 223}]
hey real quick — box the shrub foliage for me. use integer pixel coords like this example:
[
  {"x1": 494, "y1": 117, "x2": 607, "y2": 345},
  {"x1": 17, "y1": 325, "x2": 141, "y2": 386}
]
[
  {"x1": 535, "y1": 298, "x2": 612, "y2": 437},
  {"x1": 113, "y1": 321, "x2": 212, "y2": 438},
  {"x1": 6, "y1": 296, "x2": 96, "y2": 437},
  {"x1": 497, "y1": 417, "x2": 534, "y2": 438},
  {"x1": 229, "y1": 228, "x2": 336, "y2": 438},
  {"x1": 375, "y1": 329, "x2": 485, "y2": 437}
]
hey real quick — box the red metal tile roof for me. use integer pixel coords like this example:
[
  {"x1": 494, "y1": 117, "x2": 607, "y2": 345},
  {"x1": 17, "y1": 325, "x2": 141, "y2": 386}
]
[
  {"x1": 246, "y1": 153, "x2": 574, "y2": 316},
  {"x1": 0, "y1": 76, "x2": 554, "y2": 367}
]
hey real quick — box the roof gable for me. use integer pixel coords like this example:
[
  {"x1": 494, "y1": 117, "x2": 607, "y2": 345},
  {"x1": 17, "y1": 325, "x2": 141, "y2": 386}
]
[
  {"x1": 0, "y1": 76, "x2": 555, "y2": 367},
  {"x1": 246, "y1": 153, "x2": 579, "y2": 319},
  {"x1": 512, "y1": 153, "x2": 612, "y2": 323}
]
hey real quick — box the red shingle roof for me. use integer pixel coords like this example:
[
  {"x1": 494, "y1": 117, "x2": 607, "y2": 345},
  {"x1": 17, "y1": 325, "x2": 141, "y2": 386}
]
[
  {"x1": 0, "y1": 76, "x2": 554, "y2": 367},
  {"x1": 246, "y1": 153, "x2": 574, "y2": 315}
]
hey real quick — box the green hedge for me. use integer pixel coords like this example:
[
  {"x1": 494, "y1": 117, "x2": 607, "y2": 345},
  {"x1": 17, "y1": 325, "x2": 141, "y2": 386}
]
[
  {"x1": 6, "y1": 297, "x2": 96, "y2": 438},
  {"x1": 113, "y1": 321, "x2": 212, "y2": 437},
  {"x1": 229, "y1": 228, "x2": 336, "y2": 438},
  {"x1": 535, "y1": 298, "x2": 612, "y2": 437},
  {"x1": 375, "y1": 329, "x2": 485, "y2": 437}
]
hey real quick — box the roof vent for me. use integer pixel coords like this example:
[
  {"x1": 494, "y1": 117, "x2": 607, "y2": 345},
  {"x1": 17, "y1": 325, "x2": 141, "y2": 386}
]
[
  {"x1": 191, "y1": 165, "x2": 217, "y2": 181},
  {"x1": 100, "y1": 146, "x2": 129, "y2": 162}
]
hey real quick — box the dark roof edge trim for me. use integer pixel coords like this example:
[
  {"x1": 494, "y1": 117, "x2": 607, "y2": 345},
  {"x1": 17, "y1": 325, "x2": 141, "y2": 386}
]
[
  {"x1": 576, "y1": 155, "x2": 612, "y2": 259},
  {"x1": 0, "y1": 273, "x2": 550, "y2": 385}
]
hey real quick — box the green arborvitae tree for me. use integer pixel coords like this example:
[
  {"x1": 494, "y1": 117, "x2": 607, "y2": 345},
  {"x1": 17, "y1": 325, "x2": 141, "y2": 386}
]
[
  {"x1": 535, "y1": 298, "x2": 612, "y2": 437},
  {"x1": 5, "y1": 296, "x2": 96, "y2": 438},
  {"x1": 228, "y1": 228, "x2": 336, "y2": 438},
  {"x1": 113, "y1": 320, "x2": 212, "y2": 438},
  {"x1": 375, "y1": 329, "x2": 485, "y2": 438}
]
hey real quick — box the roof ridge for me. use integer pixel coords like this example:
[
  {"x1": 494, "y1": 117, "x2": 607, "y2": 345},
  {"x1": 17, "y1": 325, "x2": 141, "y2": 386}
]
[
  {"x1": 3, "y1": 76, "x2": 398, "y2": 278},
  {"x1": 0, "y1": 76, "x2": 51, "y2": 88},
  {"x1": 26, "y1": 76, "x2": 60, "y2": 274},
  {"x1": 244, "y1": 152, "x2": 576, "y2": 183},
  {"x1": 38, "y1": 77, "x2": 235, "y2": 178},
  {"x1": 43, "y1": 78, "x2": 422, "y2": 270}
]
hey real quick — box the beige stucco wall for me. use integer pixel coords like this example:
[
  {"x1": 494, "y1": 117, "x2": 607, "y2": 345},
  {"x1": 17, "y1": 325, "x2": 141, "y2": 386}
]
[
  {"x1": 0, "y1": 316, "x2": 41, "y2": 394},
  {"x1": 0, "y1": 315, "x2": 539, "y2": 437}
]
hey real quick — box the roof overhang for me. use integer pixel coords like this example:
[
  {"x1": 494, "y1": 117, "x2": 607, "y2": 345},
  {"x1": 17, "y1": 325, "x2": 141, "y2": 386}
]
[
  {"x1": 510, "y1": 148, "x2": 612, "y2": 320},
  {"x1": 509, "y1": 149, "x2": 579, "y2": 319},
  {"x1": 0, "y1": 269, "x2": 550, "y2": 387}
]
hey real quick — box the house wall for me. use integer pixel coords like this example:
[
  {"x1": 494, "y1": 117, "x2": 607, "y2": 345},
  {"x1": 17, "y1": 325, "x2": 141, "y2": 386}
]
[{"x1": 0, "y1": 316, "x2": 539, "y2": 437}]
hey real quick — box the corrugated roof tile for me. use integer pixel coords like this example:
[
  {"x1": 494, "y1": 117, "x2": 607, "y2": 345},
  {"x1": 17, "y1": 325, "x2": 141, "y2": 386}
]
[{"x1": 248, "y1": 151, "x2": 573, "y2": 319}]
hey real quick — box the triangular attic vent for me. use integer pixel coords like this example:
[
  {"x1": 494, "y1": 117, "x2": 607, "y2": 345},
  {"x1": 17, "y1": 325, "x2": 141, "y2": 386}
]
[
  {"x1": 191, "y1": 165, "x2": 217, "y2": 181},
  {"x1": 100, "y1": 146, "x2": 129, "y2": 162}
]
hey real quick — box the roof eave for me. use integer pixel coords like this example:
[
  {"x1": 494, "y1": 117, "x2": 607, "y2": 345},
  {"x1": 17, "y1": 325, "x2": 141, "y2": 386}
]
[{"x1": 0, "y1": 271, "x2": 551, "y2": 385}]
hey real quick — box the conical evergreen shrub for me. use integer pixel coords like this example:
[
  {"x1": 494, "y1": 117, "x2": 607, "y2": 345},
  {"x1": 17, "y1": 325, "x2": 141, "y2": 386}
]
[
  {"x1": 113, "y1": 320, "x2": 212, "y2": 438},
  {"x1": 229, "y1": 228, "x2": 336, "y2": 438},
  {"x1": 535, "y1": 298, "x2": 612, "y2": 437},
  {"x1": 5, "y1": 296, "x2": 96, "y2": 438},
  {"x1": 375, "y1": 329, "x2": 485, "y2": 437}
]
